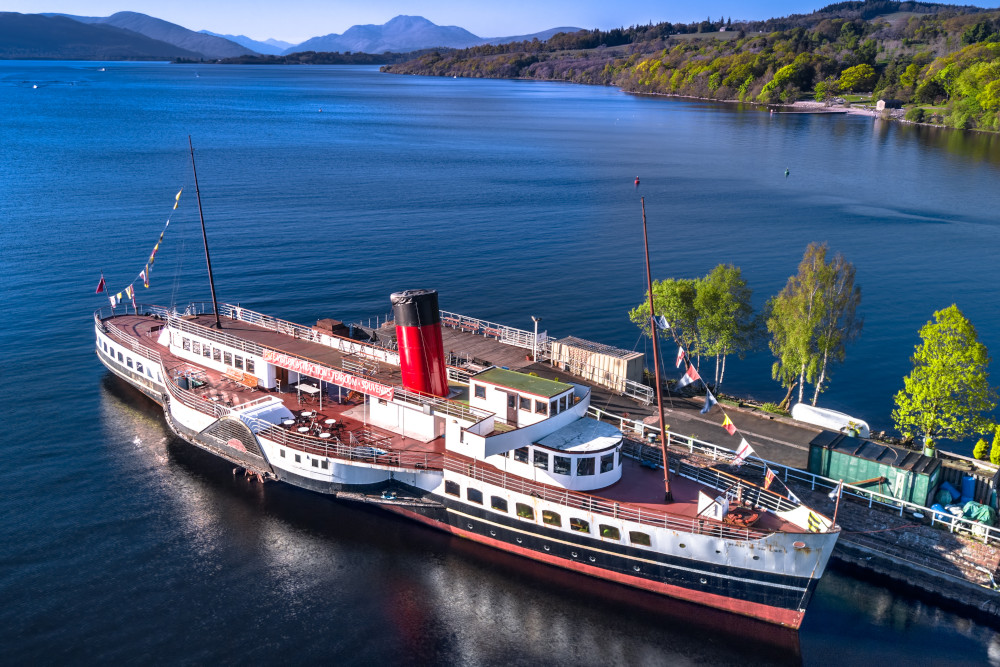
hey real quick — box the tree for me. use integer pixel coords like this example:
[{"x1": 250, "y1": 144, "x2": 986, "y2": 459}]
[
  {"x1": 694, "y1": 264, "x2": 759, "y2": 388},
  {"x1": 974, "y1": 437, "x2": 989, "y2": 460},
  {"x1": 992, "y1": 426, "x2": 1000, "y2": 465},
  {"x1": 811, "y1": 251, "x2": 862, "y2": 405},
  {"x1": 629, "y1": 278, "x2": 701, "y2": 366},
  {"x1": 837, "y1": 63, "x2": 878, "y2": 92},
  {"x1": 892, "y1": 305, "x2": 996, "y2": 444}
]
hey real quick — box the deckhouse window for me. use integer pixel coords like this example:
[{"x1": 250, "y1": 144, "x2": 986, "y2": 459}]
[
  {"x1": 535, "y1": 400, "x2": 547, "y2": 415},
  {"x1": 467, "y1": 488, "x2": 483, "y2": 505},
  {"x1": 202, "y1": 345, "x2": 211, "y2": 358},
  {"x1": 577, "y1": 457, "x2": 595, "y2": 476},
  {"x1": 182, "y1": 338, "x2": 191, "y2": 351},
  {"x1": 223, "y1": 352, "x2": 232, "y2": 366},
  {"x1": 213, "y1": 348, "x2": 221, "y2": 362},
  {"x1": 599, "y1": 525, "x2": 621, "y2": 540},
  {"x1": 117, "y1": 351, "x2": 123, "y2": 363},
  {"x1": 629, "y1": 531, "x2": 652, "y2": 547},
  {"x1": 445, "y1": 480, "x2": 460, "y2": 497},
  {"x1": 560, "y1": 396, "x2": 568, "y2": 412},
  {"x1": 234, "y1": 355, "x2": 244, "y2": 370},
  {"x1": 570, "y1": 518, "x2": 590, "y2": 533},
  {"x1": 127, "y1": 357, "x2": 133, "y2": 369},
  {"x1": 245, "y1": 358, "x2": 255, "y2": 373},
  {"x1": 553, "y1": 456, "x2": 571, "y2": 475},
  {"x1": 542, "y1": 510, "x2": 561, "y2": 527},
  {"x1": 550, "y1": 401, "x2": 559, "y2": 415},
  {"x1": 474, "y1": 384, "x2": 485, "y2": 399},
  {"x1": 136, "y1": 362, "x2": 143, "y2": 374},
  {"x1": 600, "y1": 453, "x2": 615, "y2": 474},
  {"x1": 491, "y1": 496, "x2": 508, "y2": 512},
  {"x1": 515, "y1": 503, "x2": 534, "y2": 520},
  {"x1": 513, "y1": 447, "x2": 528, "y2": 464},
  {"x1": 533, "y1": 450, "x2": 549, "y2": 470},
  {"x1": 192, "y1": 341, "x2": 201, "y2": 355},
  {"x1": 520, "y1": 395, "x2": 532, "y2": 412}
]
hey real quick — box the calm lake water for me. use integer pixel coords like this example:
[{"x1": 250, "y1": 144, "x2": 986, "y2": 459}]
[{"x1": 2, "y1": 61, "x2": 999, "y2": 664}]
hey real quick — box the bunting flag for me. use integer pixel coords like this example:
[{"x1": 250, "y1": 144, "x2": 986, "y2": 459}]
[
  {"x1": 109, "y1": 294, "x2": 117, "y2": 308},
  {"x1": 655, "y1": 315, "x2": 670, "y2": 330},
  {"x1": 701, "y1": 390, "x2": 717, "y2": 415},
  {"x1": 722, "y1": 414, "x2": 737, "y2": 436},
  {"x1": 676, "y1": 364, "x2": 700, "y2": 389},
  {"x1": 733, "y1": 437, "x2": 753, "y2": 466},
  {"x1": 116, "y1": 292, "x2": 123, "y2": 301},
  {"x1": 95, "y1": 274, "x2": 106, "y2": 294},
  {"x1": 140, "y1": 268, "x2": 149, "y2": 288},
  {"x1": 125, "y1": 285, "x2": 135, "y2": 308},
  {"x1": 764, "y1": 468, "x2": 776, "y2": 490},
  {"x1": 828, "y1": 480, "x2": 844, "y2": 501},
  {"x1": 675, "y1": 346, "x2": 684, "y2": 368},
  {"x1": 173, "y1": 187, "x2": 182, "y2": 209},
  {"x1": 786, "y1": 487, "x2": 801, "y2": 504}
]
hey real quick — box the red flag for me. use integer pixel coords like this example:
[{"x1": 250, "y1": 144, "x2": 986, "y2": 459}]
[
  {"x1": 676, "y1": 346, "x2": 685, "y2": 368},
  {"x1": 733, "y1": 437, "x2": 753, "y2": 466},
  {"x1": 722, "y1": 414, "x2": 737, "y2": 436},
  {"x1": 676, "y1": 364, "x2": 700, "y2": 389},
  {"x1": 764, "y1": 468, "x2": 776, "y2": 490},
  {"x1": 95, "y1": 275, "x2": 106, "y2": 294}
]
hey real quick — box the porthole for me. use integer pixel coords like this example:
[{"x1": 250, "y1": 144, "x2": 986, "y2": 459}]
[
  {"x1": 571, "y1": 552, "x2": 578, "y2": 558},
  {"x1": 679, "y1": 543, "x2": 686, "y2": 549},
  {"x1": 753, "y1": 555, "x2": 760, "y2": 560},
  {"x1": 516, "y1": 537, "x2": 523, "y2": 544},
  {"x1": 633, "y1": 565, "x2": 641, "y2": 572},
  {"x1": 490, "y1": 530, "x2": 496, "y2": 537},
  {"x1": 468, "y1": 523, "x2": 474, "y2": 530},
  {"x1": 543, "y1": 545, "x2": 550, "y2": 552},
  {"x1": 589, "y1": 556, "x2": 596, "y2": 562},
  {"x1": 715, "y1": 549, "x2": 721, "y2": 554},
  {"x1": 700, "y1": 577, "x2": 708, "y2": 585}
]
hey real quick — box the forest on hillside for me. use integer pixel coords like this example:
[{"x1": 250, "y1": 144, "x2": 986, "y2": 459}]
[{"x1": 383, "y1": 1, "x2": 1000, "y2": 131}]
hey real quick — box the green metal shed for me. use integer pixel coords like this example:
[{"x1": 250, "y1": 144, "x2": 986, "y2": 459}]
[{"x1": 808, "y1": 431, "x2": 942, "y2": 507}]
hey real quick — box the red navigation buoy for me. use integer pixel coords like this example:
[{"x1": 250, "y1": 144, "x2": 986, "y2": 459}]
[{"x1": 634, "y1": 177, "x2": 640, "y2": 187}]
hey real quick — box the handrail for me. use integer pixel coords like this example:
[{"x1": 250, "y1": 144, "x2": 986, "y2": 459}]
[
  {"x1": 587, "y1": 406, "x2": 1000, "y2": 546},
  {"x1": 443, "y1": 458, "x2": 773, "y2": 541},
  {"x1": 439, "y1": 309, "x2": 550, "y2": 355}
]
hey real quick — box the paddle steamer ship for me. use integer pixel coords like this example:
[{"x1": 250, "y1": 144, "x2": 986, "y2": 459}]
[{"x1": 94, "y1": 288, "x2": 839, "y2": 628}]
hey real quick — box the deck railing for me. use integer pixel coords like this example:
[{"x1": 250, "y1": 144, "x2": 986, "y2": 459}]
[
  {"x1": 444, "y1": 458, "x2": 770, "y2": 541},
  {"x1": 439, "y1": 310, "x2": 550, "y2": 358}
]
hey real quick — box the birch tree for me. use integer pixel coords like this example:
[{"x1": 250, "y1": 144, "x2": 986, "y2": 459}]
[
  {"x1": 811, "y1": 251, "x2": 863, "y2": 405},
  {"x1": 629, "y1": 278, "x2": 701, "y2": 368},
  {"x1": 695, "y1": 264, "x2": 759, "y2": 388}
]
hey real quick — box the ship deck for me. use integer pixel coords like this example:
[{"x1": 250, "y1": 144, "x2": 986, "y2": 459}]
[{"x1": 105, "y1": 312, "x2": 799, "y2": 535}]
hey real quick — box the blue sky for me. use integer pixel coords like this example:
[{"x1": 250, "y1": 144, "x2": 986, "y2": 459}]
[{"x1": 7, "y1": 1, "x2": 977, "y2": 43}]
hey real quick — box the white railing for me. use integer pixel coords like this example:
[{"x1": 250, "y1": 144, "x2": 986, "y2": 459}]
[
  {"x1": 586, "y1": 405, "x2": 1000, "y2": 546},
  {"x1": 439, "y1": 309, "x2": 550, "y2": 358}
]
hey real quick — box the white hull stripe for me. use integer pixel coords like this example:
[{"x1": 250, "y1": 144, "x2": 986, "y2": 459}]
[{"x1": 447, "y1": 507, "x2": 810, "y2": 593}]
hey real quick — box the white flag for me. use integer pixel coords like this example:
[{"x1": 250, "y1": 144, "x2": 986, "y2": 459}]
[
  {"x1": 656, "y1": 315, "x2": 669, "y2": 330},
  {"x1": 733, "y1": 438, "x2": 753, "y2": 466},
  {"x1": 828, "y1": 480, "x2": 844, "y2": 501}
]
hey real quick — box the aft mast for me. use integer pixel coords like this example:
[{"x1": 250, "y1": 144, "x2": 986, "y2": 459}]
[
  {"x1": 189, "y1": 135, "x2": 222, "y2": 329},
  {"x1": 641, "y1": 197, "x2": 672, "y2": 501}
]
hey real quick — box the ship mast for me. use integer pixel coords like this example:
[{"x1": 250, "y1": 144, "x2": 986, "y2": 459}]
[
  {"x1": 188, "y1": 136, "x2": 222, "y2": 329},
  {"x1": 641, "y1": 197, "x2": 672, "y2": 501}
]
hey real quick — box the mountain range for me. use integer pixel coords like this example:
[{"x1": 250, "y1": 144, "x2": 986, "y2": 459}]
[{"x1": 0, "y1": 11, "x2": 581, "y2": 60}]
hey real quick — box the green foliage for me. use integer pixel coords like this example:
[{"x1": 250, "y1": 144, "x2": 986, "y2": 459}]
[
  {"x1": 974, "y1": 437, "x2": 990, "y2": 459},
  {"x1": 905, "y1": 106, "x2": 927, "y2": 121},
  {"x1": 892, "y1": 305, "x2": 997, "y2": 442},
  {"x1": 766, "y1": 243, "x2": 862, "y2": 407},
  {"x1": 759, "y1": 402, "x2": 786, "y2": 415},
  {"x1": 629, "y1": 278, "x2": 700, "y2": 354},
  {"x1": 837, "y1": 63, "x2": 878, "y2": 92},
  {"x1": 992, "y1": 426, "x2": 1000, "y2": 465}
]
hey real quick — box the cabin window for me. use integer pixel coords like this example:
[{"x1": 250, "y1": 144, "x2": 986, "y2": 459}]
[
  {"x1": 550, "y1": 401, "x2": 559, "y2": 415},
  {"x1": 202, "y1": 345, "x2": 211, "y2": 358},
  {"x1": 312, "y1": 459, "x2": 318, "y2": 468},
  {"x1": 599, "y1": 525, "x2": 621, "y2": 540},
  {"x1": 629, "y1": 531, "x2": 652, "y2": 547},
  {"x1": 513, "y1": 447, "x2": 529, "y2": 464},
  {"x1": 321, "y1": 460, "x2": 328, "y2": 470},
  {"x1": 577, "y1": 457, "x2": 595, "y2": 476},
  {"x1": 520, "y1": 395, "x2": 532, "y2": 412},
  {"x1": 126, "y1": 357, "x2": 133, "y2": 369},
  {"x1": 147, "y1": 369, "x2": 154, "y2": 379},
  {"x1": 474, "y1": 384, "x2": 485, "y2": 399},
  {"x1": 117, "y1": 351, "x2": 123, "y2": 363},
  {"x1": 192, "y1": 341, "x2": 201, "y2": 355},
  {"x1": 234, "y1": 355, "x2": 244, "y2": 370},
  {"x1": 542, "y1": 510, "x2": 562, "y2": 527},
  {"x1": 560, "y1": 396, "x2": 568, "y2": 412},
  {"x1": 516, "y1": 503, "x2": 534, "y2": 520},
  {"x1": 294, "y1": 454, "x2": 301, "y2": 463},
  {"x1": 280, "y1": 449, "x2": 285, "y2": 458},
  {"x1": 213, "y1": 348, "x2": 222, "y2": 362},
  {"x1": 601, "y1": 453, "x2": 615, "y2": 474},
  {"x1": 109, "y1": 345, "x2": 114, "y2": 357},
  {"x1": 553, "y1": 455, "x2": 571, "y2": 475},
  {"x1": 467, "y1": 488, "x2": 483, "y2": 505},
  {"x1": 223, "y1": 352, "x2": 232, "y2": 366},
  {"x1": 491, "y1": 496, "x2": 508, "y2": 512},
  {"x1": 533, "y1": 450, "x2": 549, "y2": 470},
  {"x1": 182, "y1": 338, "x2": 191, "y2": 351},
  {"x1": 445, "y1": 480, "x2": 460, "y2": 497},
  {"x1": 245, "y1": 358, "x2": 255, "y2": 373},
  {"x1": 136, "y1": 362, "x2": 143, "y2": 373},
  {"x1": 103, "y1": 342, "x2": 108, "y2": 352},
  {"x1": 570, "y1": 518, "x2": 590, "y2": 533},
  {"x1": 535, "y1": 400, "x2": 548, "y2": 415}
]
